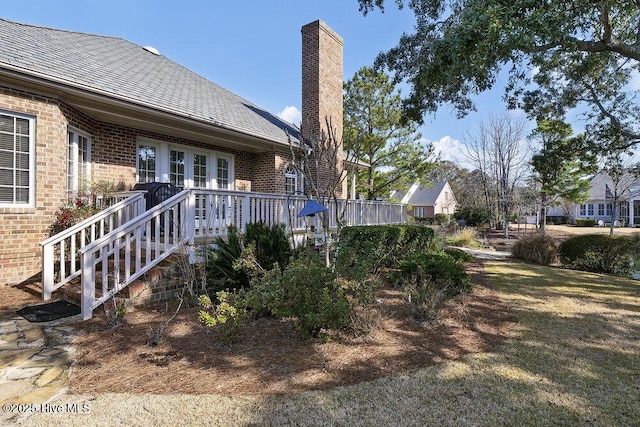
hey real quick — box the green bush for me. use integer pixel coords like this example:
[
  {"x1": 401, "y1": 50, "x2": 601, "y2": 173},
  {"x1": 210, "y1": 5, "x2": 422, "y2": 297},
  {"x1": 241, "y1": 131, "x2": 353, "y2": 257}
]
[
  {"x1": 393, "y1": 252, "x2": 472, "y2": 297},
  {"x1": 336, "y1": 225, "x2": 436, "y2": 279},
  {"x1": 545, "y1": 215, "x2": 567, "y2": 225},
  {"x1": 511, "y1": 234, "x2": 559, "y2": 266},
  {"x1": 434, "y1": 213, "x2": 450, "y2": 225},
  {"x1": 455, "y1": 207, "x2": 488, "y2": 227},
  {"x1": 391, "y1": 251, "x2": 471, "y2": 321},
  {"x1": 575, "y1": 218, "x2": 597, "y2": 227},
  {"x1": 205, "y1": 222, "x2": 293, "y2": 294},
  {"x1": 558, "y1": 234, "x2": 636, "y2": 276},
  {"x1": 262, "y1": 252, "x2": 352, "y2": 338}
]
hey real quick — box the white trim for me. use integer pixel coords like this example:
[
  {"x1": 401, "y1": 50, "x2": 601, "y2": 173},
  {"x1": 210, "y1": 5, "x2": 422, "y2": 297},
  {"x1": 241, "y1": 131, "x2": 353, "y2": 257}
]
[
  {"x1": 136, "y1": 137, "x2": 234, "y2": 190},
  {"x1": 67, "y1": 127, "x2": 92, "y2": 195},
  {"x1": 0, "y1": 109, "x2": 36, "y2": 207}
]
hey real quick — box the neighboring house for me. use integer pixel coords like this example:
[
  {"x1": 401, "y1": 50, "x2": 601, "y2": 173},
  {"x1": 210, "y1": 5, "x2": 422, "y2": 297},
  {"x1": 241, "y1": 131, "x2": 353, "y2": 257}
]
[
  {"x1": 0, "y1": 18, "x2": 398, "y2": 288},
  {"x1": 572, "y1": 172, "x2": 640, "y2": 226},
  {"x1": 401, "y1": 181, "x2": 457, "y2": 218}
]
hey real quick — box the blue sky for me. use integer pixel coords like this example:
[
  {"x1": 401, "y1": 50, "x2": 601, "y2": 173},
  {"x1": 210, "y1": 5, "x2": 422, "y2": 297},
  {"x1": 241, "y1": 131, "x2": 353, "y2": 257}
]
[{"x1": 3, "y1": 0, "x2": 524, "y2": 167}]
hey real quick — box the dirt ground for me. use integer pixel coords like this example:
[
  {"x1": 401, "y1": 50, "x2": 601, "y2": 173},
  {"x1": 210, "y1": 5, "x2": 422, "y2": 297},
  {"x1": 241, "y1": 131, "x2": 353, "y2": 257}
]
[
  {"x1": 5, "y1": 224, "x2": 613, "y2": 396},
  {"x1": 59, "y1": 260, "x2": 517, "y2": 395}
]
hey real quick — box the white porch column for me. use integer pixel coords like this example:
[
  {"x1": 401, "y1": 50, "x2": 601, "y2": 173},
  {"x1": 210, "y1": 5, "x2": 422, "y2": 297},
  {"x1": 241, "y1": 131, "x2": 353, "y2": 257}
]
[
  {"x1": 350, "y1": 169, "x2": 356, "y2": 200},
  {"x1": 629, "y1": 199, "x2": 634, "y2": 227}
]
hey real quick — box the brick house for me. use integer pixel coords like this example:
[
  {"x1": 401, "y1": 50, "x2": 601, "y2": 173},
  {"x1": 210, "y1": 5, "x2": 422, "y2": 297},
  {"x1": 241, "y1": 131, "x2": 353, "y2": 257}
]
[
  {"x1": 401, "y1": 181, "x2": 457, "y2": 219},
  {"x1": 0, "y1": 18, "x2": 359, "y2": 287}
]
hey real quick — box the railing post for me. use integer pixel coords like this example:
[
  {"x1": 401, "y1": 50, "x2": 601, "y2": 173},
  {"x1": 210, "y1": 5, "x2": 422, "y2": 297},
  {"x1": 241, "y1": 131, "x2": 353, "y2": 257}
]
[
  {"x1": 42, "y1": 244, "x2": 54, "y2": 300},
  {"x1": 185, "y1": 191, "x2": 196, "y2": 263},
  {"x1": 80, "y1": 250, "x2": 95, "y2": 321},
  {"x1": 242, "y1": 193, "x2": 250, "y2": 232}
]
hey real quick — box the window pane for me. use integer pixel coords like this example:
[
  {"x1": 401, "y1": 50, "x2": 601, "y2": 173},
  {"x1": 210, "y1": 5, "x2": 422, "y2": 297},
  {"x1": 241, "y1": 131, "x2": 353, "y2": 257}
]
[
  {"x1": 0, "y1": 115, "x2": 13, "y2": 133},
  {"x1": 138, "y1": 145, "x2": 156, "y2": 183},
  {"x1": 16, "y1": 136, "x2": 29, "y2": 153},
  {"x1": 0, "y1": 169, "x2": 12, "y2": 185},
  {"x1": 0, "y1": 134, "x2": 13, "y2": 151},
  {"x1": 0, "y1": 152, "x2": 13, "y2": 169},
  {"x1": 217, "y1": 158, "x2": 229, "y2": 189},
  {"x1": 15, "y1": 188, "x2": 28, "y2": 203},
  {"x1": 16, "y1": 170, "x2": 29, "y2": 186},
  {"x1": 170, "y1": 150, "x2": 185, "y2": 186},
  {"x1": 0, "y1": 187, "x2": 12, "y2": 202},
  {"x1": 15, "y1": 153, "x2": 29, "y2": 169},
  {"x1": 193, "y1": 154, "x2": 207, "y2": 188},
  {"x1": 15, "y1": 118, "x2": 29, "y2": 135}
]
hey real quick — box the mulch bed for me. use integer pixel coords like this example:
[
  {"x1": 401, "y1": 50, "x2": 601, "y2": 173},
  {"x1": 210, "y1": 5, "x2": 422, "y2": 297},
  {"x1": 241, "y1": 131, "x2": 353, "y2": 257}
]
[{"x1": 66, "y1": 260, "x2": 519, "y2": 396}]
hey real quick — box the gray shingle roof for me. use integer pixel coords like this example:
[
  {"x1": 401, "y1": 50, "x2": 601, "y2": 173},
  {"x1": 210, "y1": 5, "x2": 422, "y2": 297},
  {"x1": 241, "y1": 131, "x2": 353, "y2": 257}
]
[
  {"x1": 0, "y1": 19, "x2": 299, "y2": 145},
  {"x1": 406, "y1": 181, "x2": 447, "y2": 205}
]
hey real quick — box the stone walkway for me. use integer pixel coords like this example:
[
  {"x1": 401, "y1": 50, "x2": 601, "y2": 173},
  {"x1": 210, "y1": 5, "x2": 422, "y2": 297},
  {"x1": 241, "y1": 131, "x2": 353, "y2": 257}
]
[{"x1": 0, "y1": 309, "x2": 81, "y2": 425}]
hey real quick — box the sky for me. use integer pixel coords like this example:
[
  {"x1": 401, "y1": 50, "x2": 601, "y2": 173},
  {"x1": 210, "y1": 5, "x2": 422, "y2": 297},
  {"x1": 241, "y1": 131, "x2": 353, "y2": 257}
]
[{"x1": 2, "y1": 0, "x2": 529, "y2": 169}]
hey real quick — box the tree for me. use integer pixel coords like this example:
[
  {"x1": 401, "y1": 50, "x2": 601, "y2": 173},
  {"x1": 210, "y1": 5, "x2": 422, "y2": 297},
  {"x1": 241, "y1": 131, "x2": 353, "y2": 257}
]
[
  {"x1": 464, "y1": 114, "x2": 528, "y2": 237},
  {"x1": 343, "y1": 66, "x2": 435, "y2": 199},
  {"x1": 357, "y1": 1, "x2": 640, "y2": 148},
  {"x1": 599, "y1": 153, "x2": 640, "y2": 236},
  {"x1": 529, "y1": 119, "x2": 595, "y2": 233}
]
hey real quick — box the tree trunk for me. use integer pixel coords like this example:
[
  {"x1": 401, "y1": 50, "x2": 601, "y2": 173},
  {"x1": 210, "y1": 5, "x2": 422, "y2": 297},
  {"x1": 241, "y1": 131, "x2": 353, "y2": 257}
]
[{"x1": 539, "y1": 193, "x2": 548, "y2": 235}]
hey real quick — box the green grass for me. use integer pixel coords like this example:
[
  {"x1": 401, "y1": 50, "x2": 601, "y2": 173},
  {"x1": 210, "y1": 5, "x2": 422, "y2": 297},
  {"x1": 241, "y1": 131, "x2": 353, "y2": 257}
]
[{"x1": 25, "y1": 261, "x2": 640, "y2": 426}]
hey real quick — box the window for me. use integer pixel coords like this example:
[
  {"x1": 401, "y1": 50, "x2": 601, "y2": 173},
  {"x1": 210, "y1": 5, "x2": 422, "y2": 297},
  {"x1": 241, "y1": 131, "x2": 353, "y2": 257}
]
[
  {"x1": 169, "y1": 149, "x2": 185, "y2": 187},
  {"x1": 598, "y1": 203, "x2": 606, "y2": 216},
  {"x1": 587, "y1": 204, "x2": 594, "y2": 216},
  {"x1": 414, "y1": 207, "x2": 425, "y2": 218},
  {"x1": 0, "y1": 112, "x2": 34, "y2": 205},
  {"x1": 284, "y1": 165, "x2": 297, "y2": 194},
  {"x1": 67, "y1": 129, "x2": 91, "y2": 195},
  {"x1": 137, "y1": 145, "x2": 156, "y2": 183},
  {"x1": 580, "y1": 204, "x2": 586, "y2": 216},
  {"x1": 217, "y1": 157, "x2": 229, "y2": 189},
  {"x1": 193, "y1": 153, "x2": 208, "y2": 188}
]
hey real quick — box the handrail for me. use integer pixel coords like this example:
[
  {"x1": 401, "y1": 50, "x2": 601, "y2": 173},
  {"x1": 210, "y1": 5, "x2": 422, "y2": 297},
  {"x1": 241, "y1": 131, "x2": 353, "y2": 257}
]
[
  {"x1": 79, "y1": 189, "x2": 192, "y2": 320},
  {"x1": 40, "y1": 191, "x2": 147, "y2": 300},
  {"x1": 40, "y1": 191, "x2": 146, "y2": 246}
]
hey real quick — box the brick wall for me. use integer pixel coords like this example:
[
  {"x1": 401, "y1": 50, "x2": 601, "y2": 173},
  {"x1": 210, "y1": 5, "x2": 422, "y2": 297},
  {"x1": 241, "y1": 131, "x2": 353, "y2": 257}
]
[
  {"x1": 0, "y1": 86, "x2": 291, "y2": 286},
  {"x1": 301, "y1": 20, "x2": 345, "y2": 198}
]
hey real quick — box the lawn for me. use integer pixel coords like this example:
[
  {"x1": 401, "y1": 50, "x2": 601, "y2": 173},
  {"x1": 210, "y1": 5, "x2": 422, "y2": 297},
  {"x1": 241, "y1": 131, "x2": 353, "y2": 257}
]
[{"x1": 24, "y1": 260, "x2": 640, "y2": 426}]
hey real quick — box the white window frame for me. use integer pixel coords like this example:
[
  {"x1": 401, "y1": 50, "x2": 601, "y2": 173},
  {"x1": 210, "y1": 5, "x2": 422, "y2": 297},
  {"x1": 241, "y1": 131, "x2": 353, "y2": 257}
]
[
  {"x1": 137, "y1": 138, "x2": 234, "y2": 190},
  {"x1": 414, "y1": 206, "x2": 425, "y2": 218},
  {"x1": 137, "y1": 142, "x2": 159, "y2": 183},
  {"x1": 284, "y1": 165, "x2": 297, "y2": 194},
  {"x1": 0, "y1": 110, "x2": 36, "y2": 207},
  {"x1": 67, "y1": 128, "x2": 92, "y2": 196}
]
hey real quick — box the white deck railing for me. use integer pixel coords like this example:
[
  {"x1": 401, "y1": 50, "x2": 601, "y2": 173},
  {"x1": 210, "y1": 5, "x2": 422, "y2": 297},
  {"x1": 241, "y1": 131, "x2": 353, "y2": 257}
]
[
  {"x1": 40, "y1": 191, "x2": 146, "y2": 300},
  {"x1": 78, "y1": 190, "x2": 192, "y2": 320},
  {"x1": 42, "y1": 188, "x2": 407, "y2": 319}
]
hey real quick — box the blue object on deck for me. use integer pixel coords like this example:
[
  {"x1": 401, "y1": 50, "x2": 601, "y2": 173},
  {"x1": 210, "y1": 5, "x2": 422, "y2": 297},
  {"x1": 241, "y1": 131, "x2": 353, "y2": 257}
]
[{"x1": 298, "y1": 199, "x2": 328, "y2": 217}]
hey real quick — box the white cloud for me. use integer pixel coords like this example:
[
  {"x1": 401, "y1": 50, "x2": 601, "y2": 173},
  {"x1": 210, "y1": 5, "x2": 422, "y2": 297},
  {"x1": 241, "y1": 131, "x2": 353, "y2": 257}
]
[
  {"x1": 277, "y1": 106, "x2": 301, "y2": 126},
  {"x1": 427, "y1": 136, "x2": 475, "y2": 170}
]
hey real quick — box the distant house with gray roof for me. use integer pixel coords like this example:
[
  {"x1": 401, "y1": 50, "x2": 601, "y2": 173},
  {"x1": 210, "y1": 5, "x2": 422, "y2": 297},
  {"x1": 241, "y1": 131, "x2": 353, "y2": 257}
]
[
  {"x1": 571, "y1": 172, "x2": 640, "y2": 226},
  {"x1": 0, "y1": 18, "x2": 358, "y2": 285},
  {"x1": 401, "y1": 181, "x2": 457, "y2": 218}
]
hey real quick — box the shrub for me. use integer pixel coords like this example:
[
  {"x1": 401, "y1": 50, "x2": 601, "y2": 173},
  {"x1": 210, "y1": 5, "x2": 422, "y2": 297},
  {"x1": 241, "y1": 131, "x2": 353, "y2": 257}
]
[
  {"x1": 205, "y1": 222, "x2": 293, "y2": 294},
  {"x1": 393, "y1": 252, "x2": 472, "y2": 296},
  {"x1": 447, "y1": 228, "x2": 480, "y2": 248},
  {"x1": 49, "y1": 198, "x2": 100, "y2": 236},
  {"x1": 198, "y1": 291, "x2": 246, "y2": 344},
  {"x1": 455, "y1": 207, "x2": 488, "y2": 227},
  {"x1": 336, "y1": 225, "x2": 436, "y2": 279},
  {"x1": 545, "y1": 215, "x2": 567, "y2": 225},
  {"x1": 392, "y1": 251, "x2": 471, "y2": 321},
  {"x1": 434, "y1": 213, "x2": 450, "y2": 225},
  {"x1": 558, "y1": 234, "x2": 636, "y2": 276},
  {"x1": 575, "y1": 218, "x2": 597, "y2": 227},
  {"x1": 511, "y1": 234, "x2": 559, "y2": 266},
  {"x1": 264, "y1": 252, "x2": 352, "y2": 338}
]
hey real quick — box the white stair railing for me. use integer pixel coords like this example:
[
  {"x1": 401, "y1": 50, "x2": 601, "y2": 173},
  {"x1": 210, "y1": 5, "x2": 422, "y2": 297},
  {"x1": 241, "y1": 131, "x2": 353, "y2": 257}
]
[
  {"x1": 40, "y1": 191, "x2": 146, "y2": 300},
  {"x1": 78, "y1": 190, "x2": 192, "y2": 320}
]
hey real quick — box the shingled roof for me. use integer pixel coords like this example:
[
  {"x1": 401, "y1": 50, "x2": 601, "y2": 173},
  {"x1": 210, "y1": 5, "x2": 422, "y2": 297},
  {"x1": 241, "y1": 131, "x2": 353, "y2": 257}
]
[
  {"x1": 0, "y1": 19, "x2": 299, "y2": 146},
  {"x1": 402, "y1": 181, "x2": 448, "y2": 205}
]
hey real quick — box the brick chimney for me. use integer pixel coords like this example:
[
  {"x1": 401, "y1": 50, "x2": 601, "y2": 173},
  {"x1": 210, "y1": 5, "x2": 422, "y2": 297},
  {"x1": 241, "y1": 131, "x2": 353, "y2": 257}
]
[{"x1": 301, "y1": 20, "x2": 344, "y2": 197}]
